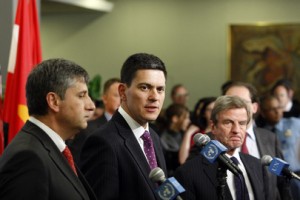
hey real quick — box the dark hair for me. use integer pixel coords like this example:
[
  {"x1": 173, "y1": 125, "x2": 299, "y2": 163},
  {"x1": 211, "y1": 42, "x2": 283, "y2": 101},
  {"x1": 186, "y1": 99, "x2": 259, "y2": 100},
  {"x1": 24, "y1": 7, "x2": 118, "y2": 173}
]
[
  {"x1": 220, "y1": 80, "x2": 234, "y2": 95},
  {"x1": 259, "y1": 94, "x2": 278, "y2": 111},
  {"x1": 191, "y1": 97, "x2": 216, "y2": 130},
  {"x1": 171, "y1": 84, "x2": 184, "y2": 97},
  {"x1": 165, "y1": 104, "x2": 189, "y2": 128},
  {"x1": 120, "y1": 53, "x2": 167, "y2": 86},
  {"x1": 222, "y1": 81, "x2": 258, "y2": 103},
  {"x1": 271, "y1": 79, "x2": 293, "y2": 94},
  {"x1": 26, "y1": 58, "x2": 89, "y2": 116},
  {"x1": 103, "y1": 78, "x2": 120, "y2": 94}
]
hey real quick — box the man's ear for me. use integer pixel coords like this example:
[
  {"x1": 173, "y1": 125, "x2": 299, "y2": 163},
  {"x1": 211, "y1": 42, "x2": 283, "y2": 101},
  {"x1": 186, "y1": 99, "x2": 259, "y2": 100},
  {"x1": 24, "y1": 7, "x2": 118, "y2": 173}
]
[
  {"x1": 119, "y1": 83, "x2": 127, "y2": 102},
  {"x1": 288, "y1": 89, "x2": 294, "y2": 99},
  {"x1": 252, "y1": 102, "x2": 259, "y2": 114},
  {"x1": 46, "y1": 92, "x2": 60, "y2": 112},
  {"x1": 210, "y1": 120, "x2": 216, "y2": 134}
]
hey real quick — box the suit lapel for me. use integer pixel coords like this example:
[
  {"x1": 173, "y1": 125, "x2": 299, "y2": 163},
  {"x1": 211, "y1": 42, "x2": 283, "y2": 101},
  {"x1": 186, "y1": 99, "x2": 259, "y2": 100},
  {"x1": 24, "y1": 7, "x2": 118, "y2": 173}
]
[
  {"x1": 23, "y1": 121, "x2": 90, "y2": 199},
  {"x1": 240, "y1": 153, "x2": 261, "y2": 200},
  {"x1": 202, "y1": 156, "x2": 233, "y2": 200},
  {"x1": 112, "y1": 112, "x2": 158, "y2": 188}
]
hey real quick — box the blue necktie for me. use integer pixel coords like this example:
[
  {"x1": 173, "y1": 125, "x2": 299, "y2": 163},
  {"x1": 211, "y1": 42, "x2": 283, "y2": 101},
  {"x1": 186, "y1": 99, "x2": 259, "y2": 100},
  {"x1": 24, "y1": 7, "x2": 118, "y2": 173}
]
[{"x1": 230, "y1": 157, "x2": 249, "y2": 200}]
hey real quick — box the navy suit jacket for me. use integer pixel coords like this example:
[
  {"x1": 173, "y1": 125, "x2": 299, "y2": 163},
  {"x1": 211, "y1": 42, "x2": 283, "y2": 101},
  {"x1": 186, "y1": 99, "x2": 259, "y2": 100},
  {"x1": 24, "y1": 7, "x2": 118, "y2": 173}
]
[
  {"x1": 68, "y1": 114, "x2": 108, "y2": 164},
  {"x1": 174, "y1": 153, "x2": 268, "y2": 200},
  {"x1": 80, "y1": 111, "x2": 167, "y2": 200},
  {"x1": 0, "y1": 121, "x2": 96, "y2": 200}
]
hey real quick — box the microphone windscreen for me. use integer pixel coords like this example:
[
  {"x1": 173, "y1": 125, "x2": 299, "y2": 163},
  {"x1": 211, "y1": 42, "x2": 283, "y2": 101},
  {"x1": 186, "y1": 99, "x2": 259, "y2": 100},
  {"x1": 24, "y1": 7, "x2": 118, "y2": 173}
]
[
  {"x1": 261, "y1": 155, "x2": 273, "y2": 166},
  {"x1": 149, "y1": 167, "x2": 166, "y2": 183},
  {"x1": 193, "y1": 133, "x2": 210, "y2": 146}
]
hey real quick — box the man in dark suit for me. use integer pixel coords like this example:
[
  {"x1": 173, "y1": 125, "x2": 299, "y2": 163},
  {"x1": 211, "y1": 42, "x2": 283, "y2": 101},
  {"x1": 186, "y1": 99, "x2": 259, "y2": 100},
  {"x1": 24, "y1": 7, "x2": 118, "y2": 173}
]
[
  {"x1": 223, "y1": 81, "x2": 292, "y2": 200},
  {"x1": 80, "y1": 53, "x2": 167, "y2": 200},
  {"x1": 0, "y1": 59, "x2": 97, "y2": 200},
  {"x1": 68, "y1": 77, "x2": 121, "y2": 163},
  {"x1": 175, "y1": 95, "x2": 268, "y2": 200},
  {"x1": 271, "y1": 79, "x2": 300, "y2": 118}
]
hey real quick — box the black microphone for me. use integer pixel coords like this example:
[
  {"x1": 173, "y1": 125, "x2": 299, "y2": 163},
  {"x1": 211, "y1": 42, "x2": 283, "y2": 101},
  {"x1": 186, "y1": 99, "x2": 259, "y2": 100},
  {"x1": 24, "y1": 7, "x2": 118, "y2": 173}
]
[
  {"x1": 149, "y1": 167, "x2": 185, "y2": 200},
  {"x1": 193, "y1": 133, "x2": 243, "y2": 176},
  {"x1": 261, "y1": 155, "x2": 300, "y2": 181}
]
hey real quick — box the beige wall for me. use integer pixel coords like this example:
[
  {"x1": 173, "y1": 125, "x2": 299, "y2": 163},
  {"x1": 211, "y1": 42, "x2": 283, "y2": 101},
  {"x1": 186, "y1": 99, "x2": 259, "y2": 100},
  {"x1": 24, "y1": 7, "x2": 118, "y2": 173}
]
[{"x1": 41, "y1": 0, "x2": 300, "y2": 110}]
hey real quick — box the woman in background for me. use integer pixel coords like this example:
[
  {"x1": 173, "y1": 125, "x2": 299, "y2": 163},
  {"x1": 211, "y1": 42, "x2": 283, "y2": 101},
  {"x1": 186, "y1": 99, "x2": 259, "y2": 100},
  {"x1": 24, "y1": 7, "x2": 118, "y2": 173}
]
[
  {"x1": 160, "y1": 104, "x2": 190, "y2": 176},
  {"x1": 178, "y1": 97, "x2": 216, "y2": 164}
]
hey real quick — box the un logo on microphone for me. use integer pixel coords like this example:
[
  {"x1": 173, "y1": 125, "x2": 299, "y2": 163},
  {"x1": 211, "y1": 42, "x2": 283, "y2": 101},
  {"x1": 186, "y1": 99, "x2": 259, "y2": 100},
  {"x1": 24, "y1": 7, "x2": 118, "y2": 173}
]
[
  {"x1": 201, "y1": 140, "x2": 227, "y2": 163},
  {"x1": 155, "y1": 177, "x2": 185, "y2": 200},
  {"x1": 203, "y1": 143, "x2": 218, "y2": 160},
  {"x1": 157, "y1": 182, "x2": 175, "y2": 200}
]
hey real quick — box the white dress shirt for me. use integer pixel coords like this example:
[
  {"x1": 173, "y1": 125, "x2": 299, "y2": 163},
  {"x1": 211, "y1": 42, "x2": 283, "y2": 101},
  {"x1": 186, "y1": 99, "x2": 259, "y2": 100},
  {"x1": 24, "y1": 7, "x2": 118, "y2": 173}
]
[
  {"x1": 29, "y1": 116, "x2": 66, "y2": 152},
  {"x1": 226, "y1": 150, "x2": 254, "y2": 200},
  {"x1": 244, "y1": 125, "x2": 260, "y2": 158},
  {"x1": 118, "y1": 106, "x2": 150, "y2": 160}
]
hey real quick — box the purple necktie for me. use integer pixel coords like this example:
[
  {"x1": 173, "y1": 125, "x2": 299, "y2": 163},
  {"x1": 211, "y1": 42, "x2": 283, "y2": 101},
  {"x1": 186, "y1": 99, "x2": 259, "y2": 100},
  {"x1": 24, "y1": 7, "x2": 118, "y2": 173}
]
[{"x1": 141, "y1": 130, "x2": 158, "y2": 169}]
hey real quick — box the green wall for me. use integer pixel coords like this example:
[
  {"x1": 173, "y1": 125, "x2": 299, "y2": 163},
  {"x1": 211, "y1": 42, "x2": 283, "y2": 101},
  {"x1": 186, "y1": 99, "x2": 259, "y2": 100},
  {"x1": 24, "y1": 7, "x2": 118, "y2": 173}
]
[{"x1": 41, "y1": 0, "x2": 300, "y2": 109}]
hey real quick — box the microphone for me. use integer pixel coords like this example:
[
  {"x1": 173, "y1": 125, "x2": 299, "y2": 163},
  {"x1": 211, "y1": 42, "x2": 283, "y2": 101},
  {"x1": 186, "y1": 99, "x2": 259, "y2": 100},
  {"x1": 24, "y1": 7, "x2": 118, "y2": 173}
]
[
  {"x1": 261, "y1": 155, "x2": 300, "y2": 181},
  {"x1": 193, "y1": 133, "x2": 210, "y2": 147},
  {"x1": 149, "y1": 167, "x2": 185, "y2": 200},
  {"x1": 193, "y1": 133, "x2": 243, "y2": 176}
]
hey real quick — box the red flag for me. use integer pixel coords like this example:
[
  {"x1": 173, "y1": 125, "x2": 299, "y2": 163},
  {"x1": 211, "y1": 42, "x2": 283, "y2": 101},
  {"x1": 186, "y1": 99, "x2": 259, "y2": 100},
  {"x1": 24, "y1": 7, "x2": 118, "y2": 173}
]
[
  {"x1": 0, "y1": 65, "x2": 4, "y2": 155},
  {"x1": 3, "y1": 0, "x2": 42, "y2": 143}
]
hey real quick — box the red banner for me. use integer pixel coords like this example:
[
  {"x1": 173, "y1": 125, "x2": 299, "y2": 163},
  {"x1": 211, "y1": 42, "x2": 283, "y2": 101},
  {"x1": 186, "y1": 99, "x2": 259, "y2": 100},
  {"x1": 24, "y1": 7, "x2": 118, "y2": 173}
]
[{"x1": 3, "y1": 0, "x2": 42, "y2": 143}]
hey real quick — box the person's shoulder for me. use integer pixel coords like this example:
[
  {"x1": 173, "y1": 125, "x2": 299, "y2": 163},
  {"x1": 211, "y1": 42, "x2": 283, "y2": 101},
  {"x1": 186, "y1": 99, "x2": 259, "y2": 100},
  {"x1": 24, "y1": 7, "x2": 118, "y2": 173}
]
[
  {"x1": 284, "y1": 117, "x2": 300, "y2": 128},
  {"x1": 177, "y1": 154, "x2": 205, "y2": 171},
  {"x1": 288, "y1": 116, "x2": 300, "y2": 123},
  {"x1": 254, "y1": 127, "x2": 276, "y2": 137},
  {"x1": 1, "y1": 134, "x2": 48, "y2": 167},
  {"x1": 240, "y1": 153, "x2": 261, "y2": 164}
]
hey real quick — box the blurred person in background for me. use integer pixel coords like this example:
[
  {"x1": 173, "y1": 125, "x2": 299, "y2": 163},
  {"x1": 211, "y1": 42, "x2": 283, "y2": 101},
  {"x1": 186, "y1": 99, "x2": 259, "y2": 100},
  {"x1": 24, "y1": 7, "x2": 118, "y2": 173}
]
[
  {"x1": 271, "y1": 79, "x2": 300, "y2": 118},
  {"x1": 178, "y1": 97, "x2": 216, "y2": 164},
  {"x1": 160, "y1": 103, "x2": 190, "y2": 176},
  {"x1": 68, "y1": 77, "x2": 121, "y2": 164}
]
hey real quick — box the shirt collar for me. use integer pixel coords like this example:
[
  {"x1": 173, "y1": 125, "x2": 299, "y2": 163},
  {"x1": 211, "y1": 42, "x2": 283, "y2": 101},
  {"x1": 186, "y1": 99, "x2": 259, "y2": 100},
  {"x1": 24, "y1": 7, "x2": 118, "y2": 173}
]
[
  {"x1": 246, "y1": 125, "x2": 256, "y2": 141},
  {"x1": 29, "y1": 116, "x2": 66, "y2": 152},
  {"x1": 118, "y1": 106, "x2": 149, "y2": 139},
  {"x1": 285, "y1": 101, "x2": 293, "y2": 112}
]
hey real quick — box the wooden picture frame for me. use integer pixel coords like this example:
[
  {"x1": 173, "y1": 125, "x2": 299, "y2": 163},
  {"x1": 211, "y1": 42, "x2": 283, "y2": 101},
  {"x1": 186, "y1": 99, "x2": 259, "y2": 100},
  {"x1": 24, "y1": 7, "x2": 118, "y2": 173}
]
[{"x1": 229, "y1": 23, "x2": 300, "y2": 99}]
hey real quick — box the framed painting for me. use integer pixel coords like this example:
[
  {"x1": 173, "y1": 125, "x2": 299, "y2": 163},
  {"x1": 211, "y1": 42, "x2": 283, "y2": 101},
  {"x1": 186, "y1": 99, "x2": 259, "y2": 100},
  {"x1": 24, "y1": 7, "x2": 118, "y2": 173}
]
[{"x1": 229, "y1": 23, "x2": 300, "y2": 100}]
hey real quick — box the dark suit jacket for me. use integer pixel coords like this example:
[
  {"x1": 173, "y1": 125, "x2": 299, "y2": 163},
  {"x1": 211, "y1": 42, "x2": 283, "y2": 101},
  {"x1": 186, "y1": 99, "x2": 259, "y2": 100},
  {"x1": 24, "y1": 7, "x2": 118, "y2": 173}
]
[
  {"x1": 0, "y1": 121, "x2": 96, "y2": 200},
  {"x1": 254, "y1": 127, "x2": 292, "y2": 200},
  {"x1": 283, "y1": 100, "x2": 300, "y2": 118},
  {"x1": 174, "y1": 153, "x2": 268, "y2": 200},
  {"x1": 68, "y1": 114, "x2": 108, "y2": 164},
  {"x1": 80, "y1": 111, "x2": 167, "y2": 200}
]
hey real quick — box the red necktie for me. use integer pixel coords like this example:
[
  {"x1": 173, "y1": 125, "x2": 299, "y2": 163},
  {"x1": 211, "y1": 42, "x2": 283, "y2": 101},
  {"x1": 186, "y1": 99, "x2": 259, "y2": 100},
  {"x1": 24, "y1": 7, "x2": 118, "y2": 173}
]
[
  {"x1": 62, "y1": 146, "x2": 78, "y2": 176},
  {"x1": 241, "y1": 134, "x2": 249, "y2": 154},
  {"x1": 141, "y1": 130, "x2": 158, "y2": 169}
]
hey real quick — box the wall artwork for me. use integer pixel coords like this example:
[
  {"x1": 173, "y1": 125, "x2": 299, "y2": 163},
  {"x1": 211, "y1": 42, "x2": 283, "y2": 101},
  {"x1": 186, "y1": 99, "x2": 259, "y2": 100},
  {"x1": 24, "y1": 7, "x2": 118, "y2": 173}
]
[{"x1": 229, "y1": 23, "x2": 300, "y2": 99}]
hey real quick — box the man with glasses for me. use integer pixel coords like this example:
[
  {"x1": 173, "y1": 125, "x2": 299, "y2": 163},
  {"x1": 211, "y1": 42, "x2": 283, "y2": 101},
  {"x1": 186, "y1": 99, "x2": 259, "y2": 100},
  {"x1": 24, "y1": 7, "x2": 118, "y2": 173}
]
[{"x1": 259, "y1": 94, "x2": 300, "y2": 200}]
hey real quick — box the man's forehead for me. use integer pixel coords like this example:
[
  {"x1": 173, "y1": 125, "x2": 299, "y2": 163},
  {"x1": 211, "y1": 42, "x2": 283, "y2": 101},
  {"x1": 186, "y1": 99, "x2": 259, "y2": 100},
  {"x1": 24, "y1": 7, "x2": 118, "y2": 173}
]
[{"x1": 218, "y1": 108, "x2": 247, "y2": 119}]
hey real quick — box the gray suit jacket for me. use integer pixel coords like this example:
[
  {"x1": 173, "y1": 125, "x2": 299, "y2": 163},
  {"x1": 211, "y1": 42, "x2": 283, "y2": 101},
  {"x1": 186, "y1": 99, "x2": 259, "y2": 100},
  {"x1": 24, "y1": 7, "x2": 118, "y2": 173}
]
[
  {"x1": 174, "y1": 153, "x2": 268, "y2": 200},
  {"x1": 254, "y1": 127, "x2": 292, "y2": 200},
  {"x1": 80, "y1": 111, "x2": 167, "y2": 200},
  {"x1": 0, "y1": 121, "x2": 96, "y2": 200}
]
